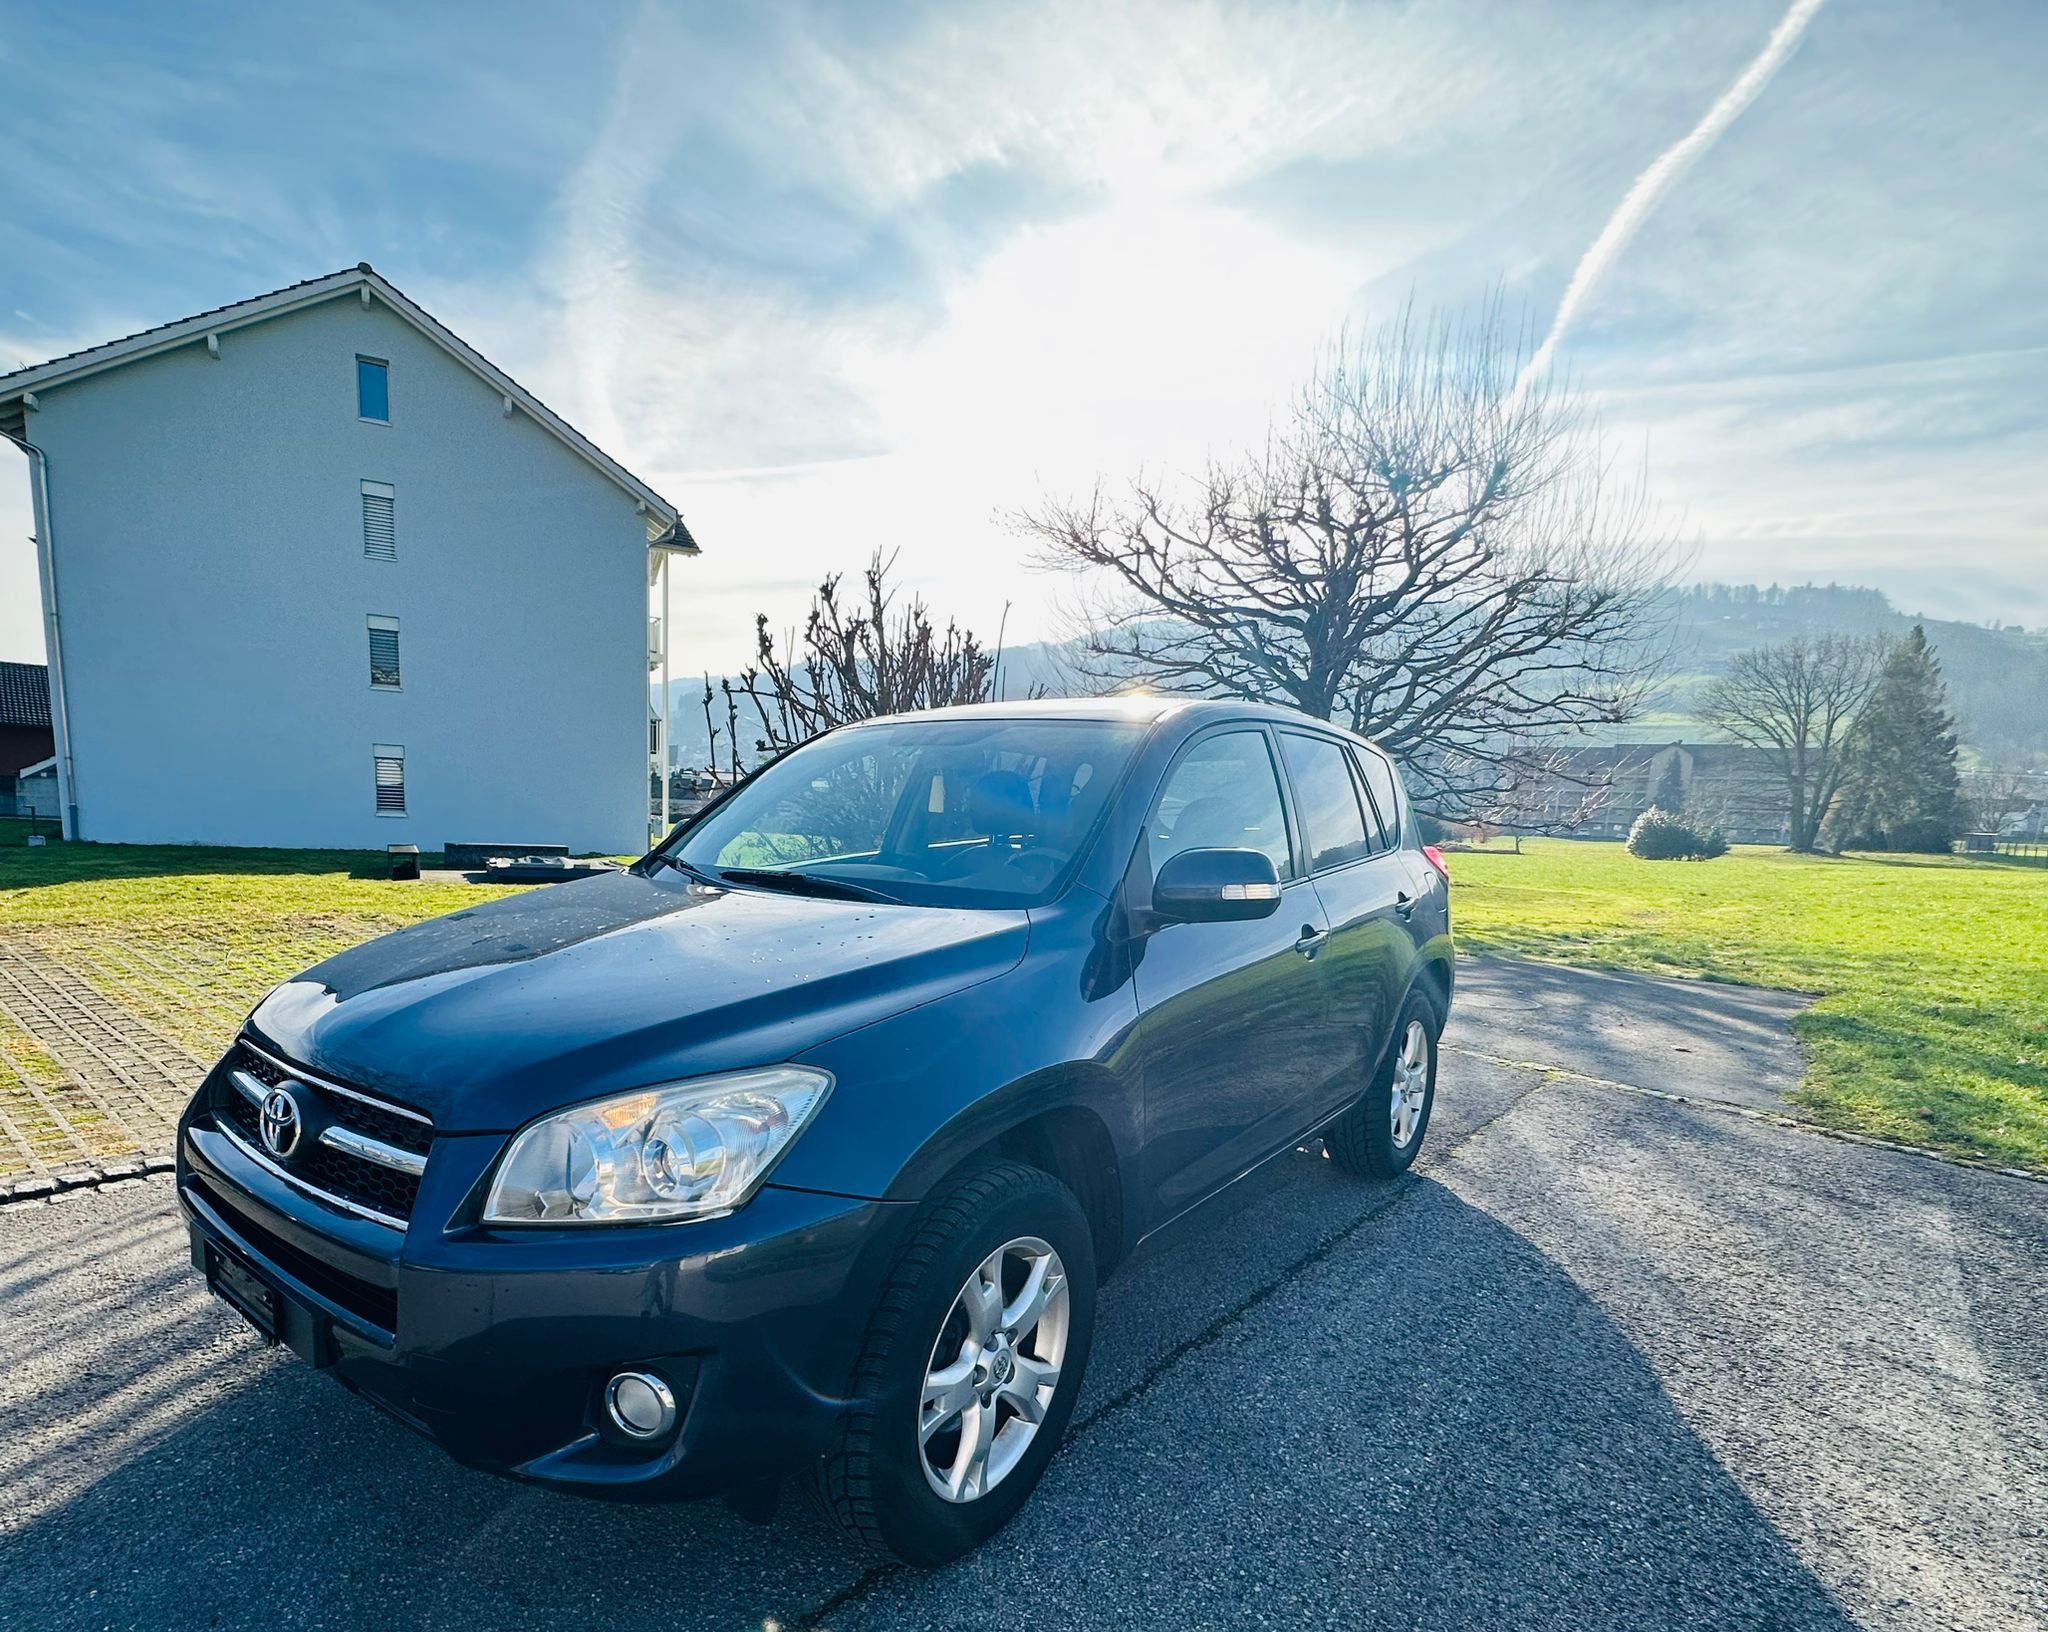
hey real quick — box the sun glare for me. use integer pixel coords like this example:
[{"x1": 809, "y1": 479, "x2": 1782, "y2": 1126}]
[{"x1": 878, "y1": 196, "x2": 1360, "y2": 486}]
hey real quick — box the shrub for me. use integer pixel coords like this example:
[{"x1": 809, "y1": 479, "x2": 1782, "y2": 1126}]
[
  {"x1": 1627, "y1": 806, "x2": 1728, "y2": 861},
  {"x1": 1830, "y1": 816, "x2": 1957, "y2": 855}
]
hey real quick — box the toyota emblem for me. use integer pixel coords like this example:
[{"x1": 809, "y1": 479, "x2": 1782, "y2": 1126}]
[{"x1": 259, "y1": 1085, "x2": 303, "y2": 1158}]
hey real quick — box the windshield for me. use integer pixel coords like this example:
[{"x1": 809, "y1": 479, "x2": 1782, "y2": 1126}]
[{"x1": 662, "y1": 718, "x2": 1149, "y2": 908}]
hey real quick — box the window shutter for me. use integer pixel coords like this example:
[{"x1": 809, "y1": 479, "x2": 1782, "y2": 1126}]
[
  {"x1": 373, "y1": 745, "x2": 406, "y2": 814},
  {"x1": 368, "y1": 615, "x2": 401, "y2": 688},
  {"x1": 361, "y1": 481, "x2": 396, "y2": 559}
]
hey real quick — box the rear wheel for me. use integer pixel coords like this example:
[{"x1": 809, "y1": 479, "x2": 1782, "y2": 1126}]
[
  {"x1": 812, "y1": 1162, "x2": 1096, "y2": 1564},
  {"x1": 1326, "y1": 990, "x2": 1439, "y2": 1178}
]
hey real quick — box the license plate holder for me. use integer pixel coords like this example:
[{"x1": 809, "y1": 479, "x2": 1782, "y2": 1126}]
[{"x1": 207, "y1": 1243, "x2": 281, "y2": 1345}]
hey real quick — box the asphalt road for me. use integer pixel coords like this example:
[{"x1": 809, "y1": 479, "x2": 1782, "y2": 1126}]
[{"x1": 2, "y1": 958, "x2": 2042, "y2": 1631}]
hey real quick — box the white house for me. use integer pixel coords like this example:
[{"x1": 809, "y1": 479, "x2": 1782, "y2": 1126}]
[{"x1": 0, "y1": 265, "x2": 698, "y2": 853}]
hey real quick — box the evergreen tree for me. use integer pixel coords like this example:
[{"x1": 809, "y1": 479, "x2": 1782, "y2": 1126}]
[
  {"x1": 1827, "y1": 626, "x2": 1966, "y2": 852},
  {"x1": 1651, "y1": 750, "x2": 1686, "y2": 815}
]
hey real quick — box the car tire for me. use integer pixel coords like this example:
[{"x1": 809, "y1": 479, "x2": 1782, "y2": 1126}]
[
  {"x1": 1326, "y1": 988, "x2": 1440, "y2": 1179},
  {"x1": 811, "y1": 1162, "x2": 1097, "y2": 1566}
]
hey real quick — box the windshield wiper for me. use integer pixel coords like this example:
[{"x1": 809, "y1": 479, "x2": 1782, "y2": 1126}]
[
  {"x1": 647, "y1": 854, "x2": 724, "y2": 886},
  {"x1": 716, "y1": 867, "x2": 905, "y2": 906}
]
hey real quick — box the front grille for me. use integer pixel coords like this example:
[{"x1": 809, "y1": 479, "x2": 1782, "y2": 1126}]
[
  {"x1": 192, "y1": 1174, "x2": 399, "y2": 1333},
  {"x1": 212, "y1": 1039, "x2": 432, "y2": 1228}
]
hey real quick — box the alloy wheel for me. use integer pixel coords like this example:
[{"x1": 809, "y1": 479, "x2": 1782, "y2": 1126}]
[
  {"x1": 1389, "y1": 1018, "x2": 1429, "y2": 1149},
  {"x1": 918, "y1": 1236, "x2": 1069, "y2": 1503}
]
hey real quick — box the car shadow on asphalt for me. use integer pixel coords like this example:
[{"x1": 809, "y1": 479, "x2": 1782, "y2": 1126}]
[
  {"x1": 2, "y1": 1162, "x2": 1858, "y2": 1632},
  {"x1": 1451, "y1": 955, "x2": 1816, "y2": 1110}
]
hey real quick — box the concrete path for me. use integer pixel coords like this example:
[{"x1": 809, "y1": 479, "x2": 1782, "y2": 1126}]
[
  {"x1": 1452, "y1": 955, "x2": 1815, "y2": 1110},
  {"x1": 1, "y1": 957, "x2": 2041, "y2": 1631}
]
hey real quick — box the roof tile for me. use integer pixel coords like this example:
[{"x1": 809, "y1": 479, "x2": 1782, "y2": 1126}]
[{"x1": 0, "y1": 662, "x2": 51, "y2": 729}]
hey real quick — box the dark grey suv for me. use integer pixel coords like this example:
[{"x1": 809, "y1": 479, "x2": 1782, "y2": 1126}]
[{"x1": 179, "y1": 697, "x2": 1452, "y2": 1563}]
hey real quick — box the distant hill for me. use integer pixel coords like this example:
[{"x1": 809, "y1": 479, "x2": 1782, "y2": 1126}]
[
  {"x1": 1658, "y1": 584, "x2": 2048, "y2": 759},
  {"x1": 660, "y1": 582, "x2": 2048, "y2": 768}
]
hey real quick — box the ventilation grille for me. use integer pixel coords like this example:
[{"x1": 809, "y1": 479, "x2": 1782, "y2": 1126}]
[
  {"x1": 214, "y1": 1039, "x2": 431, "y2": 1229},
  {"x1": 361, "y1": 482, "x2": 396, "y2": 560}
]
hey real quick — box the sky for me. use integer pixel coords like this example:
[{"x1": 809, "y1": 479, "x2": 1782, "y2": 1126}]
[{"x1": 2, "y1": 0, "x2": 2044, "y2": 675}]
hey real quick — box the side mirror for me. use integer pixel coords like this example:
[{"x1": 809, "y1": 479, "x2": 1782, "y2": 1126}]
[{"x1": 1151, "y1": 847, "x2": 1283, "y2": 924}]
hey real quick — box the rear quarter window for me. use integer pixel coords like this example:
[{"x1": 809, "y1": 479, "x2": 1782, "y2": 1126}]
[{"x1": 1353, "y1": 747, "x2": 1404, "y2": 850}]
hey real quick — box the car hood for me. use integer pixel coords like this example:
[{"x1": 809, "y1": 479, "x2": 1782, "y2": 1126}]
[{"x1": 247, "y1": 869, "x2": 1029, "y2": 1133}]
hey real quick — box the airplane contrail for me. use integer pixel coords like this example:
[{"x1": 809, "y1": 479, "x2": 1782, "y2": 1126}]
[{"x1": 1516, "y1": 0, "x2": 1827, "y2": 401}]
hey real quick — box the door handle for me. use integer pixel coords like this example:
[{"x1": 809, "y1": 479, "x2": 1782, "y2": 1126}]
[
  {"x1": 1394, "y1": 892, "x2": 1416, "y2": 920},
  {"x1": 1295, "y1": 925, "x2": 1329, "y2": 959}
]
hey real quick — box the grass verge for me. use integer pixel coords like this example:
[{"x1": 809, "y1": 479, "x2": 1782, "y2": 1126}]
[
  {"x1": 1449, "y1": 840, "x2": 2048, "y2": 1170},
  {"x1": 0, "y1": 840, "x2": 525, "y2": 1176}
]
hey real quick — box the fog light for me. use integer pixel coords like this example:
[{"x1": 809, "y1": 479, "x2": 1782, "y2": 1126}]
[{"x1": 604, "y1": 1371, "x2": 677, "y2": 1440}]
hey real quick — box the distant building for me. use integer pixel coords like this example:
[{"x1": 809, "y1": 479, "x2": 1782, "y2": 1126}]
[
  {"x1": 0, "y1": 662, "x2": 55, "y2": 818},
  {"x1": 1507, "y1": 742, "x2": 1788, "y2": 846},
  {"x1": 15, "y1": 755, "x2": 59, "y2": 823},
  {"x1": 2004, "y1": 802, "x2": 2046, "y2": 839},
  {"x1": 0, "y1": 265, "x2": 700, "y2": 851}
]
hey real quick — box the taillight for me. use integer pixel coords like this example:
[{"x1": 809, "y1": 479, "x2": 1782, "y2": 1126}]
[{"x1": 1423, "y1": 845, "x2": 1449, "y2": 882}]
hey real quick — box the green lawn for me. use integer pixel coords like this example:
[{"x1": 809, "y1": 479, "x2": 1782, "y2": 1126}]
[
  {"x1": 0, "y1": 816, "x2": 53, "y2": 847},
  {"x1": 0, "y1": 837, "x2": 523, "y2": 1080},
  {"x1": 4, "y1": 829, "x2": 2044, "y2": 1176},
  {"x1": 1449, "y1": 840, "x2": 2048, "y2": 1171}
]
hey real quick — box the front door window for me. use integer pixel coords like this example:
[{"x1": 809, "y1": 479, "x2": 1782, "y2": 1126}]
[{"x1": 1148, "y1": 730, "x2": 1293, "y2": 880}]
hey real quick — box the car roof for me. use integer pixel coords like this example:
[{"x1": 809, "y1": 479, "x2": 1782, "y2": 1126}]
[{"x1": 853, "y1": 695, "x2": 1389, "y2": 752}]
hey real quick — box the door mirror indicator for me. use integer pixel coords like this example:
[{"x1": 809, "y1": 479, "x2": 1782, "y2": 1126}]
[{"x1": 1151, "y1": 848, "x2": 1284, "y2": 923}]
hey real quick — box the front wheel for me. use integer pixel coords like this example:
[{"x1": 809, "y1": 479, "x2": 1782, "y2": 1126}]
[
  {"x1": 812, "y1": 1163, "x2": 1097, "y2": 1565},
  {"x1": 1326, "y1": 990, "x2": 1439, "y2": 1178}
]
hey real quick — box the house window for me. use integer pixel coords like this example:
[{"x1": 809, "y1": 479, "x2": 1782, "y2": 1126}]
[
  {"x1": 361, "y1": 480, "x2": 396, "y2": 559},
  {"x1": 368, "y1": 616, "x2": 401, "y2": 689},
  {"x1": 374, "y1": 745, "x2": 406, "y2": 815},
  {"x1": 357, "y1": 356, "x2": 389, "y2": 422}
]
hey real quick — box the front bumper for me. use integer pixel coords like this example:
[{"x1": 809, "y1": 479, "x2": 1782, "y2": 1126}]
[{"x1": 177, "y1": 1095, "x2": 906, "y2": 1500}]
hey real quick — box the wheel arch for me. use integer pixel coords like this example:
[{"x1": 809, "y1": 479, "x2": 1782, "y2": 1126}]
[
  {"x1": 1410, "y1": 954, "x2": 1453, "y2": 1032},
  {"x1": 893, "y1": 1067, "x2": 1132, "y2": 1280}
]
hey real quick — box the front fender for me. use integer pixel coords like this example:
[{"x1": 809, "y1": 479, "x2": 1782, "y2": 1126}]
[{"x1": 771, "y1": 899, "x2": 1141, "y2": 1207}]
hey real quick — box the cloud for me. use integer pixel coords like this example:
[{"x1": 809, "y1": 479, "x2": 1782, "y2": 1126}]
[
  {"x1": 516, "y1": 2, "x2": 1741, "y2": 669},
  {"x1": 4, "y1": 0, "x2": 2046, "y2": 668},
  {"x1": 1518, "y1": 0, "x2": 1827, "y2": 397}
]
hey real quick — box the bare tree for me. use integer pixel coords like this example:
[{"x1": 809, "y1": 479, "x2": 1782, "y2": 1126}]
[
  {"x1": 725, "y1": 551, "x2": 1000, "y2": 770},
  {"x1": 1961, "y1": 761, "x2": 2048, "y2": 834},
  {"x1": 1014, "y1": 303, "x2": 1679, "y2": 817},
  {"x1": 1699, "y1": 633, "x2": 1890, "y2": 852},
  {"x1": 698, "y1": 674, "x2": 744, "y2": 785}
]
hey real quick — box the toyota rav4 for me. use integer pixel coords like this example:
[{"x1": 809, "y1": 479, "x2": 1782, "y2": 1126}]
[{"x1": 178, "y1": 697, "x2": 1453, "y2": 1563}]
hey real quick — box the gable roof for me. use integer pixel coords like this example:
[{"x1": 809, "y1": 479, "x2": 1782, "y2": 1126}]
[
  {"x1": 0, "y1": 265, "x2": 696, "y2": 549},
  {"x1": 0, "y1": 662, "x2": 51, "y2": 730}
]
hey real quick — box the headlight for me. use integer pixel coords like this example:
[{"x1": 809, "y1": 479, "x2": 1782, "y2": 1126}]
[{"x1": 482, "y1": 1066, "x2": 832, "y2": 1225}]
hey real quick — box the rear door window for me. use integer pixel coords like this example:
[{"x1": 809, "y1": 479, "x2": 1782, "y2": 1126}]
[{"x1": 1279, "y1": 733, "x2": 1373, "y2": 872}]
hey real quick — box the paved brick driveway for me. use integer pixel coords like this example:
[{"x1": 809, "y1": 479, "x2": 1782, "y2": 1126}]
[{"x1": 0, "y1": 936, "x2": 202, "y2": 1185}]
